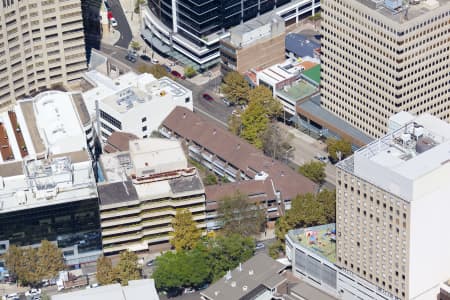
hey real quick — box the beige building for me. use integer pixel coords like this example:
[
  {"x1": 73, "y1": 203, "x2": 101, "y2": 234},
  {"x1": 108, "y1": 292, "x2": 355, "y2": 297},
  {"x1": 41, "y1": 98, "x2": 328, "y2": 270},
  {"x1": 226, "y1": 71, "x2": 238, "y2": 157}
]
[
  {"x1": 220, "y1": 14, "x2": 286, "y2": 74},
  {"x1": 321, "y1": 0, "x2": 450, "y2": 138},
  {"x1": 336, "y1": 113, "x2": 450, "y2": 300},
  {"x1": 98, "y1": 138, "x2": 206, "y2": 255},
  {"x1": 0, "y1": 0, "x2": 87, "y2": 110}
]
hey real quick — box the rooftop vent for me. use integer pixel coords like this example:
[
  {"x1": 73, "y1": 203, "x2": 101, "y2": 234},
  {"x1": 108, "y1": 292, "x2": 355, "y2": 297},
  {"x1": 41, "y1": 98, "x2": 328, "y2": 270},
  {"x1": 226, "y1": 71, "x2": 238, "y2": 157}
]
[
  {"x1": 249, "y1": 269, "x2": 254, "y2": 276},
  {"x1": 243, "y1": 285, "x2": 248, "y2": 291},
  {"x1": 231, "y1": 281, "x2": 236, "y2": 287}
]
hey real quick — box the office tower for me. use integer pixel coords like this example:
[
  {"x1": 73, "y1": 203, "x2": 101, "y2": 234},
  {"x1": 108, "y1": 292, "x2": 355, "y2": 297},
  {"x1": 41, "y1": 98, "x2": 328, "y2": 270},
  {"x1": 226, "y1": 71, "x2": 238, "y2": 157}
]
[
  {"x1": 142, "y1": 0, "x2": 320, "y2": 69},
  {"x1": 98, "y1": 138, "x2": 206, "y2": 255},
  {"x1": 321, "y1": 0, "x2": 450, "y2": 138},
  {"x1": 336, "y1": 113, "x2": 450, "y2": 299},
  {"x1": 0, "y1": 91, "x2": 101, "y2": 266},
  {"x1": 0, "y1": 0, "x2": 87, "y2": 110}
]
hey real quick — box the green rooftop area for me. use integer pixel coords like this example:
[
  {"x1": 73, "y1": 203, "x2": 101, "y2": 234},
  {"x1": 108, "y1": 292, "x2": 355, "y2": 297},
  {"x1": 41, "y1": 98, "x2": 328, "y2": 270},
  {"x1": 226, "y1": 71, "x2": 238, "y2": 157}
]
[
  {"x1": 288, "y1": 223, "x2": 336, "y2": 263},
  {"x1": 277, "y1": 80, "x2": 318, "y2": 103},
  {"x1": 302, "y1": 65, "x2": 321, "y2": 85}
]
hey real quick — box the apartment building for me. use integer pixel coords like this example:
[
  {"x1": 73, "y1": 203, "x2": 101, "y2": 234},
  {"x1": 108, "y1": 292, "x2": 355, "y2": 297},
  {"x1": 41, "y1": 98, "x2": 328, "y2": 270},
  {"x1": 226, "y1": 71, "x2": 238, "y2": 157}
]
[
  {"x1": 220, "y1": 14, "x2": 286, "y2": 74},
  {"x1": 82, "y1": 71, "x2": 192, "y2": 144},
  {"x1": 336, "y1": 113, "x2": 450, "y2": 300},
  {"x1": 98, "y1": 138, "x2": 206, "y2": 255},
  {"x1": 0, "y1": 0, "x2": 87, "y2": 110},
  {"x1": 321, "y1": 0, "x2": 450, "y2": 138},
  {"x1": 0, "y1": 91, "x2": 101, "y2": 266},
  {"x1": 141, "y1": 0, "x2": 320, "y2": 69}
]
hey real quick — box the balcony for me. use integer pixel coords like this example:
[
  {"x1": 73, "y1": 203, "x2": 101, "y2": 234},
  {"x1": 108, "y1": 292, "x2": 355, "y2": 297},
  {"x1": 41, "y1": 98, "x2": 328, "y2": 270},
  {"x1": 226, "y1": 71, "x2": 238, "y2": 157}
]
[{"x1": 201, "y1": 151, "x2": 213, "y2": 162}]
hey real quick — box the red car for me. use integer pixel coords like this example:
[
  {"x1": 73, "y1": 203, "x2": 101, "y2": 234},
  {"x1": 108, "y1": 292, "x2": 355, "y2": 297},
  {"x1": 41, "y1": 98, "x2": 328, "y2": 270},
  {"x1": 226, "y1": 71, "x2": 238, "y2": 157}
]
[
  {"x1": 202, "y1": 93, "x2": 214, "y2": 101},
  {"x1": 171, "y1": 70, "x2": 186, "y2": 80}
]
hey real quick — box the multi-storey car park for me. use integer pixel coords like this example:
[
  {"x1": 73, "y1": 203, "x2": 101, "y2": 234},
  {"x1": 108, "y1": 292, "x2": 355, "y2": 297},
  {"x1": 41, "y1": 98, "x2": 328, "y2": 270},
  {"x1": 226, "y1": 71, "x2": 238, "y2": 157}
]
[
  {"x1": 321, "y1": 0, "x2": 450, "y2": 138},
  {"x1": 0, "y1": 0, "x2": 87, "y2": 110}
]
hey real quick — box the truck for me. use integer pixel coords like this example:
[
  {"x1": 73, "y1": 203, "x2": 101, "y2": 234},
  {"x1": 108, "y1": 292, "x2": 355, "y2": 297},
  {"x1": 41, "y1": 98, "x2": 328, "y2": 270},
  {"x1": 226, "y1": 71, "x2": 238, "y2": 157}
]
[{"x1": 56, "y1": 271, "x2": 88, "y2": 291}]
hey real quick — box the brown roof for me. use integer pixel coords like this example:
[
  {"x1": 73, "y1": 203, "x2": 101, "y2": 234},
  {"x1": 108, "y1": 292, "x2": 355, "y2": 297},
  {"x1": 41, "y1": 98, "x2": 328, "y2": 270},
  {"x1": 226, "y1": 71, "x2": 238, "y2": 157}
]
[
  {"x1": 205, "y1": 180, "x2": 276, "y2": 210},
  {"x1": 162, "y1": 107, "x2": 317, "y2": 200},
  {"x1": 19, "y1": 101, "x2": 46, "y2": 154},
  {"x1": 0, "y1": 161, "x2": 23, "y2": 177},
  {"x1": 105, "y1": 132, "x2": 139, "y2": 153},
  {"x1": 71, "y1": 93, "x2": 91, "y2": 126}
]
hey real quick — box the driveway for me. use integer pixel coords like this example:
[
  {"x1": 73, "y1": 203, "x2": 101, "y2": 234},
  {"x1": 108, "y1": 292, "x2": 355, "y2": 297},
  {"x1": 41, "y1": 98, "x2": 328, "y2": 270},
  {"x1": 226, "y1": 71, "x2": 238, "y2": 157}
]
[{"x1": 107, "y1": 0, "x2": 133, "y2": 48}]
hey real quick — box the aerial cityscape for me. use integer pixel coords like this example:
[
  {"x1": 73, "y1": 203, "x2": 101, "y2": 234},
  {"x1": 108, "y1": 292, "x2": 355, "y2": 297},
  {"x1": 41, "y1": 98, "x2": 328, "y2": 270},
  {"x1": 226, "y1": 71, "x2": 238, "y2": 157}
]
[{"x1": 0, "y1": 0, "x2": 449, "y2": 300}]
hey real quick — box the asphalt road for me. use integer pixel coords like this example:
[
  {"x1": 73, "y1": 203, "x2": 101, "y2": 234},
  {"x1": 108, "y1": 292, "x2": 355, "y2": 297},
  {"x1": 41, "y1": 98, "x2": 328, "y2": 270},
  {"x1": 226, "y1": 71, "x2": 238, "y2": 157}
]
[{"x1": 108, "y1": 0, "x2": 133, "y2": 48}]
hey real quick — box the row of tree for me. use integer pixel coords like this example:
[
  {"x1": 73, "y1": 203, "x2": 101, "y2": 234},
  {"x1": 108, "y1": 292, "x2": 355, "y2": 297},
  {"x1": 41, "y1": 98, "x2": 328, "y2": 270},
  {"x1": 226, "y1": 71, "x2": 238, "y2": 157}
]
[
  {"x1": 96, "y1": 251, "x2": 141, "y2": 286},
  {"x1": 4, "y1": 240, "x2": 65, "y2": 286}
]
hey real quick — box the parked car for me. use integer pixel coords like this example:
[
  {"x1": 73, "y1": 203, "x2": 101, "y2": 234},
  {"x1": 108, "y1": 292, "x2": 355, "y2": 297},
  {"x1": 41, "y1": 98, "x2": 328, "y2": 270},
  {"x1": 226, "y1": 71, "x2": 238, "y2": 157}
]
[
  {"x1": 222, "y1": 98, "x2": 232, "y2": 106},
  {"x1": 171, "y1": 70, "x2": 186, "y2": 80},
  {"x1": 151, "y1": 58, "x2": 159, "y2": 64},
  {"x1": 110, "y1": 17, "x2": 118, "y2": 27},
  {"x1": 202, "y1": 93, "x2": 214, "y2": 101},
  {"x1": 104, "y1": 0, "x2": 111, "y2": 10},
  {"x1": 162, "y1": 64, "x2": 171, "y2": 73},
  {"x1": 140, "y1": 54, "x2": 151, "y2": 62},
  {"x1": 125, "y1": 54, "x2": 137, "y2": 63},
  {"x1": 146, "y1": 259, "x2": 155, "y2": 267},
  {"x1": 314, "y1": 154, "x2": 329, "y2": 163},
  {"x1": 255, "y1": 243, "x2": 265, "y2": 250},
  {"x1": 184, "y1": 287, "x2": 195, "y2": 294},
  {"x1": 2, "y1": 293, "x2": 19, "y2": 300},
  {"x1": 25, "y1": 288, "x2": 41, "y2": 297}
]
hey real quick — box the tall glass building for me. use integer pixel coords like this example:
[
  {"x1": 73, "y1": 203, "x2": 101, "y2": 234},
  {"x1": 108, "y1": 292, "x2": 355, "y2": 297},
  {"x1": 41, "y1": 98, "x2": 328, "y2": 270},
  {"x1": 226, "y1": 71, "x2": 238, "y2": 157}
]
[{"x1": 142, "y1": 0, "x2": 320, "y2": 69}]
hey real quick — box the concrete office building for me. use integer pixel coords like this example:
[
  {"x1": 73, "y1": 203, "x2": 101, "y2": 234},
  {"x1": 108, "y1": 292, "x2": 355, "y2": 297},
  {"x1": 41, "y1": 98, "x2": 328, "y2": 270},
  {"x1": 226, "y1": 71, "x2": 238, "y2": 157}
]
[
  {"x1": 98, "y1": 138, "x2": 206, "y2": 255},
  {"x1": 0, "y1": 0, "x2": 87, "y2": 110},
  {"x1": 0, "y1": 91, "x2": 101, "y2": 266},
  {"x1": 220, "y1": 14, "x2": 286, "y2": 74},
  {"x1": 141, "y1": 0, "x2": 320, "y2": 69},
  {"x1": 82, "y1": 71, "x2": 192, "y2": 144},
  {"x1": 336, "y1": 113, "x2": 450, "y2": 299},
  {"x1": 321, "y1": 0, "x2": 450, "y2": 138}
]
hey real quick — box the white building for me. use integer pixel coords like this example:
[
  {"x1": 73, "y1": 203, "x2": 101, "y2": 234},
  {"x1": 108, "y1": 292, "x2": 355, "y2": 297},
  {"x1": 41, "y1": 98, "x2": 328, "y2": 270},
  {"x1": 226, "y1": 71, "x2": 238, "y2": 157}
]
[
  {"x1": 0, "y1": 91, "x2": 101, "y2": 266},
  {"x1": 82, "y1": 71, "x2": 192, "y2": 144},
  {"x1": 336, "y1": 112, "x2": 450, "y2": 300}
]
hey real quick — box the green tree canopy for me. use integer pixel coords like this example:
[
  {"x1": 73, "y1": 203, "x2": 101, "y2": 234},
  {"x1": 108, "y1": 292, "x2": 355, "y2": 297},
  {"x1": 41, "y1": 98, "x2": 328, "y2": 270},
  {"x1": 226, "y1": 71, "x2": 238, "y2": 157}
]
[
  {"x1": 228, "y1": 112, "x2": 242, "y2": 135},
  {"x1": 203, "y1": 172, "x2": 218, "y2": 186},
  {"x1": 3, "y1": 245, "x2": 23, "y2": 282},
  {"x1": 170, "y1": 209, "x2": 202, "y2": 251},
  {"x1": 130, "y1": 41, "x2": 141, "y2": 51},
  {"x1": 261, "y1": 124, "x2": 293, "y2": 161},
  {"x1": 248, "y1": 86, "x2": 282, "y2": 120},
  {"x1": 96, "y1": 255, "x2": 116, "y2": 285},
  {"x1": 217, "y1": 191, "x2": 265, "y2": 237},
  {"x1": 298, "y1": 161, "x2": 326, "y2": 184},
  {"x1": 240, "y1": 101, "x2": 269, "y2": 149},
  {"x1": 114, "y1": 251, "x2": 141, "y2": 286},
  {"x1": 221, "y1": 72, "x2": 250, "y2": 105},
  {"x1": 137, "y1": 64, "x2": 169, "y2": 79},
  {"x1": 36, "y1": 240, "x2": 65, "y2": 279},
  {"x1": 326, "y1": 138, "x2": 353, "y2": 162},
  {"x1": 184, "y1": 66, "x2": 197, "y2": 78}
]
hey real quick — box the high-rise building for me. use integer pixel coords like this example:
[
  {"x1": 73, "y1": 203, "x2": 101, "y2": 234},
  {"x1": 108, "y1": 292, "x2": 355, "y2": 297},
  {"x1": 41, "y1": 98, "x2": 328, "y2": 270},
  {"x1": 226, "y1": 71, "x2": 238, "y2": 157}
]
[
  {"x1": 321, "y1": 0, "x2": 450, "y2": 138},
  {"x1": 336, "y1": 112, "x2": 450, "y2": 299},
  {"x1": 98, "y1": 138, "x2": 206, "y2": 255},
  {"x1": 0, "y1": 0, "x2": 87, "y2": 110},
  {"x1": 141, "y1": 0, "x2": 320, "y2": 69}
]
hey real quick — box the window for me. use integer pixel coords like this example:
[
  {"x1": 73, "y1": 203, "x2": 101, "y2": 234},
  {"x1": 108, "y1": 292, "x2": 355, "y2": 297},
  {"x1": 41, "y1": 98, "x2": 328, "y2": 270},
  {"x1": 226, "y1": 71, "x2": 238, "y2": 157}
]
[
  {"x1": 185, "y1": 97, "x2": 190, "y2": 103},
  {"x1": 100, "y1": 110, "x2": 122, "y2": 130},
  {"x1": 141, "y1": 117, "x2": 147, "y2": 122}
]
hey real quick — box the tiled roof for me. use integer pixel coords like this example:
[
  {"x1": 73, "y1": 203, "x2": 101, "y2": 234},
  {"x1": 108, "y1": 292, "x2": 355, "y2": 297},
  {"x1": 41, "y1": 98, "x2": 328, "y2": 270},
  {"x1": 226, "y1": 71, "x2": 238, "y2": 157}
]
[{"x1": 162, "y1": 107, "x2": 317, "y2": 200}]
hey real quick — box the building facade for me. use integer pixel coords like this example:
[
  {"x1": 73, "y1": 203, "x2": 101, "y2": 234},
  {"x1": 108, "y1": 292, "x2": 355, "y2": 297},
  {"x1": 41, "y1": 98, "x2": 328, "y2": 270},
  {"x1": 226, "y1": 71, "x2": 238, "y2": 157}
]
[
  {"x1": 0, "y1": 0, "x2": 87, "y2": 110},
  {"x1": 141, "y1": 0, "x2": 320, "y2": 69},
  {"x1": 321, "y1": 0, "x2": 450, "y2": 138},
  {"x1": 98, "y1": 138, "x2": 206, "y2": 255},
  {"x1": 336, "y1": 113, "x2": 450, "y2": 300}
]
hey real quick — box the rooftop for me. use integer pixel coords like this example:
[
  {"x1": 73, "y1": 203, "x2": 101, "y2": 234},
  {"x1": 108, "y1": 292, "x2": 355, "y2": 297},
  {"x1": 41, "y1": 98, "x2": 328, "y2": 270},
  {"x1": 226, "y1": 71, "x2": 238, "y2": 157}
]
[
  {"x1": 104, "y1": 132, "x2": 139, "y2": 153},
  {"x1": 287, "y1": 224, "x2": 336, "y2": 263},
  {"x1": 339, "y1": 113, "x2": 450, "y2": 201},
  {"x1": 302, "y1": 64, "x2": 321, "y2": 85},
  {"x1": 289, "y1": 280, "x2": 338, "y2": 300},
  {"x1": 52, "y1": 279, "x2": 159, "y2": 300},
  {"x1": 356, "y1": 0, "x2": 450, "y2": 25},
  {"x1": 201, "y1": 253, "x2": 286, "y2": 300},
  {"x1": 276, "y1": 79, "x2": 318, "y2": 103},
  {"x1": 285, "y1": 33, "x2": 320, "y2": 58}
]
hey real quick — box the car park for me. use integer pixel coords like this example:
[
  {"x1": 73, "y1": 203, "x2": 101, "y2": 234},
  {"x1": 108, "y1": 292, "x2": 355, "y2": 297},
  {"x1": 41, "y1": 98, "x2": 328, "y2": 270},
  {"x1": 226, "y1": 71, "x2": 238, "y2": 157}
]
[
  {"x1": 170, "y1": 70, "x2": 186, "y2": 80},
  {"x1": 202, "y1": 93, "x2": 214, "y2": 101}
]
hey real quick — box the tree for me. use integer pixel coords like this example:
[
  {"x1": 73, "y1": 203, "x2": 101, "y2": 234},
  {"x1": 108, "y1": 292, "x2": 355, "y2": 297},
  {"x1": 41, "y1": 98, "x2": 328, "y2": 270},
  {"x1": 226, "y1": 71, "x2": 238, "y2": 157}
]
[
  {"x1": 114, "y1": 251, "x2": 141, "y2": 285},
  {"x1": 18, "y1": 247, "x2": 41, "y2": 286},
  {"x1": 207, "y1": 234, "x2": 255, "y2": 281},
  {"x1": 134, "y1": 0, "x2": 146, "y2": 13},
  {"x1": 184, "y1": 66, "x2": 197, "y2": 78},
  {"x1": 170, "y1": 209, "x2": 201, "y2": 251},
  {"x1": 298, "y1": 161, "x2": 326, "y2": 184},
  {"x1": 326, "y1": 138, "x2": 353, "y2": 162},
  {"x1": 217, "y1": 191, "x2": 266, "y2": 237},
  {"x1": 248, "y1": 86, "x2": 282, "y2": 120},
  {"x1": 36, "y1": 240, "x2": 65, "y2": 280},
  {"x1": 221, "y1": 72, "x2": 250, "y2": 105},
  {"x1": 3, "y1": 245, "x2": 23, "y2": 282},
  {"x1": 96, "y1": 255, "x2": 115, "y2": 285},
  {"x1": 240, "y1": 100, "x2": 269, "y2": 149},
  {"x1": 137, "y1": 64, "x2": 169, "y2": 79},
  {"x1": 203, "y1": 172, "x2": 218, "y2": 186},
  {"x1": 130, "y1": 41, "x2": 141, "y2": 51},
  {"x1": 228, "y1": 112, "x2": 242, "y2": 135},
  {"x1": 261, "y1": 123, "x2": 293, "y2": 160}
]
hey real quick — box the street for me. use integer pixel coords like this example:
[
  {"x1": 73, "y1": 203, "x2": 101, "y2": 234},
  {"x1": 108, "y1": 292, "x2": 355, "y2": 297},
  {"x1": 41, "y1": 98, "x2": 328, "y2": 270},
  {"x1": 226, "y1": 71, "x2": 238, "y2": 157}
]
[{"x1": 108, "y1": 0, "x2": 133, "y2": 48}]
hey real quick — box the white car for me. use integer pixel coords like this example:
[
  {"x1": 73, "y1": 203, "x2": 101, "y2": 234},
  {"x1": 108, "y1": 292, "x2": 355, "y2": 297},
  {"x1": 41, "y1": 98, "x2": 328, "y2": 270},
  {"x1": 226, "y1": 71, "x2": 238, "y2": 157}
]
[
  {"x1": 25, "y1": 288, "x2": 41, "y2": 297},
  {"x1": 110, "y1": 18, "x2": 118, "y2": 27},
  {"x1": 2, "y1": 293, "x2": 19, "y2": 300}
]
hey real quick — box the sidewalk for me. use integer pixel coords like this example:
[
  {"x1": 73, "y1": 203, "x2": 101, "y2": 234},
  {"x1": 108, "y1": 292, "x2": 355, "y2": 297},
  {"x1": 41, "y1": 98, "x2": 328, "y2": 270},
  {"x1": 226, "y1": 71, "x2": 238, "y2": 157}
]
[{"x1": 102, "y1": 26, "x2": 121, "y2": 46}]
